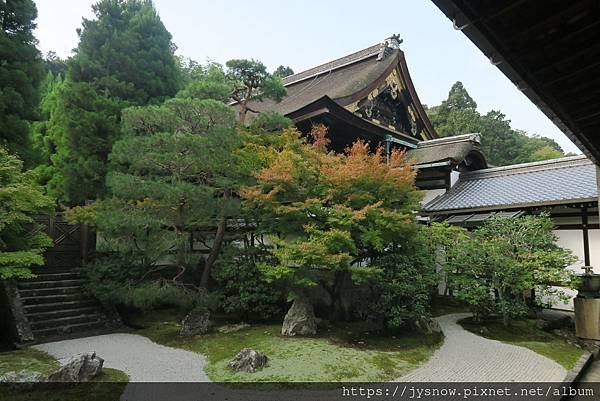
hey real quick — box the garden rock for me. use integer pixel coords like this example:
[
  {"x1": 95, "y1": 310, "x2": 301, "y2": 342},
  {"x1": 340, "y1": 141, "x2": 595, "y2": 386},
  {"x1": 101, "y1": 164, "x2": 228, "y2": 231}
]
[
  {"x1": 180, "y1": 307, "x2": 210, "y2": 336},
  {"x1": 46, "y1": 352, "x2": 103, "y2": 382},
  {"x1": 229, "y1": 348, "x2": 268, "y2": 373},
  {"x1": 536, "y1": 315, "x2": 572, "y2": 332},
  {"x1": 415, "y1": 317, "x2": 441, "y2": 335},
  {"x1": 0, "y1": 370, "x2": 45, "y2": 383},
  {"x1": 281, "y1": 298, "x2": 317, "y2": 336}
]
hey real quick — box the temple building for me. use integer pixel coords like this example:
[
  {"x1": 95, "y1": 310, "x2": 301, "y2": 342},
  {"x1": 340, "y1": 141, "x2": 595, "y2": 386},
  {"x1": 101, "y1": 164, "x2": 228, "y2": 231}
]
[
  {"x1": 246, "y1": 35, "x2": 484, "y2": 192},
  {"x1": 248, "y1": 36, "x2": 599, "y2": 310}
]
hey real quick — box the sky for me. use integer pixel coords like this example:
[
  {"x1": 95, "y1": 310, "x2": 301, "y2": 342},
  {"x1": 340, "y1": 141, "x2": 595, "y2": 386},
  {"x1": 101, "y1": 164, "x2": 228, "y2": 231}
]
[{"x1": 34, "y1": 0, "x2": 580, "y2": 154}]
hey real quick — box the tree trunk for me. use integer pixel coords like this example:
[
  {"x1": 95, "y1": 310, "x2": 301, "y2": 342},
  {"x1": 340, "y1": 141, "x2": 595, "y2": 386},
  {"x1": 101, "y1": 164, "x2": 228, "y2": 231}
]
[
  {"x1": 238, "y1": 102, "x2": 247, "y2": 124},
  {"x1": 199, "y1": 191, "x2": 230, "y2": 288},
  {"x1": 328, "y1": 270, "x2": 351, "y2": 322}
]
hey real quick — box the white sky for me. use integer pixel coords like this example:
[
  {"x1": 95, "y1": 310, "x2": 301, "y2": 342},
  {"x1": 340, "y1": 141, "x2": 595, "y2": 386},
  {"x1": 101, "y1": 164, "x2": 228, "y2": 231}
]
[{"x1": 34, "y1": 0, "x2": 581, "y2": 154}]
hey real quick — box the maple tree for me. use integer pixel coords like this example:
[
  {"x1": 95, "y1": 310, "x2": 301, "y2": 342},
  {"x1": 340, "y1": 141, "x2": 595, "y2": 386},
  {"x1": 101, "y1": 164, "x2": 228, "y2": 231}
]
[{"x1": 242, "y1": 125, "x2": 423, "y2": 325}]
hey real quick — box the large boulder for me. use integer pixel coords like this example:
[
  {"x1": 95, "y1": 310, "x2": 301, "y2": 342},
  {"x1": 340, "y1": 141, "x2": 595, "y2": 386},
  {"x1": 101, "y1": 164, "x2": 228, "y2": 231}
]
[
  {"x1": 180, "y1": 307, "x2": 210, "y2": 336},
  {"x1": 415, "y1": 316, "x2": 442, "y2": 335},
  {"x1": 229, "y1": 348, "x2": 268, "y2": 373},
  {"x1": 281, "y1": 298, "x2": 317, "y2": 336},
  {"x1": 0, "y1": 370, "x2": 45, "y2": 383},
  {"x1": 46, "y1": 352, "x2": 103, "y2": 382}
]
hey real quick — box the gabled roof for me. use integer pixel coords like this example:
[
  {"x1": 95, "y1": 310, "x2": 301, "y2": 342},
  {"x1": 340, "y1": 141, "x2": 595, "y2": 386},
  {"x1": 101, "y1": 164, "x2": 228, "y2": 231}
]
[
  {"x1": 423, "y1": 155, "x2": 598, "y2": 214},
  {"x1": 409, "y1": 133, "x2": 487, "y2": 170},
  {"x1": 245, "y1": 39, "x2": 437, "y2": 141}
]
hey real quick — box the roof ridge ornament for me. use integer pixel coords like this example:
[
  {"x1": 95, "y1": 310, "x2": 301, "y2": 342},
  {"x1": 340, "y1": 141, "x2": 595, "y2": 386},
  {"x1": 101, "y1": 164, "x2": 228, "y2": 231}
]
[{"x1": 377, "y1": 34, "x2": 403, "y2": 61}]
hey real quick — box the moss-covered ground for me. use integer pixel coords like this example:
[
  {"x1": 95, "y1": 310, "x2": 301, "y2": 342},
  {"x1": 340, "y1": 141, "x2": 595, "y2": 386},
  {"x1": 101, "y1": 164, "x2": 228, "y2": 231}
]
[
  {"x1": 131, "y1": 309, "x2": 443, "y2": 382},
  {"x1": 459, "y1": 317, "x2": 584, "y2": 369},
  {"x1": 0, "y1": 348, "x2": 59, "y2": 376}
]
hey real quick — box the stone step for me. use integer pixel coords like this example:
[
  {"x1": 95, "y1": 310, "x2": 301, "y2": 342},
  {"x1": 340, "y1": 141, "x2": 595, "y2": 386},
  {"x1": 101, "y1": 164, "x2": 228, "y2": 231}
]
[
  {"x1": 26, "y1": 306, "x2": 101, "y2": 322},
  {"x1": 31, "y1": 320, "x2": 108, "y2": 338},
  {"x1": 26, "y1": 272, "x2": 81, "y2": 282},
  {"x1": 30, "y1": 266, "x2": 80, "y2": 274},
  {"x1": 20, "y1": 293, "x2": 92, "y2": 305},
  {"x1": 17, "y1": 279, "x2": 83, "y2": 290},
  {"x1": 23, "y1": 299, "x2": 98, "y2": 313},
  {"x1": 18, "y1": 286, "x2": 82, "y2": 298},
  {"x1": 29, "y1": 314, "x2": 103, "y2": 331}
]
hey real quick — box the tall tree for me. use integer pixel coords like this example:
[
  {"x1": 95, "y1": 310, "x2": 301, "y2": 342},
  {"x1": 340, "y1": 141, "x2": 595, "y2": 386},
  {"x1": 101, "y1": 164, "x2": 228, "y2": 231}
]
[
  {"x1": 0, "y1": 0, "x2": 44, "y2": 165},
  {"x1": 45, "y1": 0, "x2": 180, "y2": 204}
]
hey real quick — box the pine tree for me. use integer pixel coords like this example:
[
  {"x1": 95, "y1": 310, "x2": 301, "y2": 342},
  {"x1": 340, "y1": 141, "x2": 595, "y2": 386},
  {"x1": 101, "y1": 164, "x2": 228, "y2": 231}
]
[
  {"x1": 0, "y1": 0, "x2": 44, "y2": 165},
  {"x1": 47, "y1": 0, "x2": 181, "y2": 204}
]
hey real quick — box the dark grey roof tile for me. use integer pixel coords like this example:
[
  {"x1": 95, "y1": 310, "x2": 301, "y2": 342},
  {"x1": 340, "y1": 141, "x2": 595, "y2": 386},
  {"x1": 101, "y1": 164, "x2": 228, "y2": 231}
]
[{"x1": 423, "y1": 155, "x2": 597, "y2": 212}]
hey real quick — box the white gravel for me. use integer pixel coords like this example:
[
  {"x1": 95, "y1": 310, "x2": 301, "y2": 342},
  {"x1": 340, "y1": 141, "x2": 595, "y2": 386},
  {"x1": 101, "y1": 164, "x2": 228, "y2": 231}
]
[
  {"x1": 398, "y1": 313, "x2": 567, "y2": 382},
  {"x1": 34, "y1": 333, "x2": 209, "y2": 382}
]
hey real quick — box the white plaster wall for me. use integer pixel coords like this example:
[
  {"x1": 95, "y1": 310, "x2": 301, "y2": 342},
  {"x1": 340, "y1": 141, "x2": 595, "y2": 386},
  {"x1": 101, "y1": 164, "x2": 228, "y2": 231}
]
[
  {"x1": 589, "y1": 229, "x2": 600, "y2": 272},
  {"x1": 550, "y1": 229, "x2": 600, "y2": 310},
  {"x1": 555, "y1": 229, "x2": 585, "y2": 273},
  {"x1": 450, "y1": 170, "x2": 460, "y2": 187}
]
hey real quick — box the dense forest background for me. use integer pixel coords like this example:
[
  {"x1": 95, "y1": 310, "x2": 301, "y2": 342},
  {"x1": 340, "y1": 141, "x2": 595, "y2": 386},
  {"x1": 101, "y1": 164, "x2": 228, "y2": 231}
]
[{"x1": 426, "y1": 82, "x2": 570, "y2": 166}]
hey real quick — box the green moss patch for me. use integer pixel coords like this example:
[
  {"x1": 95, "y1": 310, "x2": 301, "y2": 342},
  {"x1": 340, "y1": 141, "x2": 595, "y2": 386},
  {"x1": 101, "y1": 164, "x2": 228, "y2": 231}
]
[
  {"x1": 459, "y1": 317, "x2": 583, "y2": 369},
  {"x1": 0, "y1": 348, "x2": 59, "y2": 376},
  {"x1": 135, "y1": 312, "x2": 442, "y2": 382}
]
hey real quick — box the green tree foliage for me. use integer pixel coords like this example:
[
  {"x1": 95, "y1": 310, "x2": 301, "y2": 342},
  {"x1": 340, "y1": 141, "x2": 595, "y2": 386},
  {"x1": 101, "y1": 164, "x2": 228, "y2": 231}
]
[
  {"x1": 44, "y1": 80, "x2": 127, "y2": 202},
  {"x1": 43, "y1": 0, "x2": 180, "y2": 204},
  {"x1": 428, "y1": 82, "x2": 566, "y2": 166},
  {"x1": 0, "y1": 0, "x2": 44, "y2": 165},
  {"x1": 213, "y1": 245, "x2": 285, "y2": 321},
  {"x1": 176, "y1": 62, "x2": 231, "y2": 103},
  {"x1": 242, "y1": 126, "x2": 423, "y2": 323},
  {"x1": 0, "y1": 147, "x2": 53, "y2": 279},
  {"x1": 67, "y1": 97, "x2": 239, "y2": 307},
  {"x1": 355, "y1": 229, "x2": 439, "y2": 329},
  {"x1": 42, "y1": 51, "x2": 68, "y2": 77},
  {"x1": 226, "y1": 59, "x2": 286, "y2": 123},
  {"x1": 442, "y1": 215, "x2": 576, "y2": 326},
  {"x1": 273, "y1": 65, "x2": 294, "y2": 78},
  {"x1": 70, "y1": 0, "x2": 180, "y2": 104}
]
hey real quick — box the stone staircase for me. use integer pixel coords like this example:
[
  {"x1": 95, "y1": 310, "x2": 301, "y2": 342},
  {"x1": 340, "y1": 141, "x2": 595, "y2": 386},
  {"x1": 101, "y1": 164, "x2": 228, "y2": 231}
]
[{"x1": 12, "y1": 267, "x2": 119, "y2": 343}]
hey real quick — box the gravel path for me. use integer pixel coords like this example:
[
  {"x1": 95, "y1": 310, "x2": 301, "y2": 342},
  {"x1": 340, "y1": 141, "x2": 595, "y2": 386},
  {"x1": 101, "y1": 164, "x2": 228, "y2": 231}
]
[
  {"x1": 34, "y1": 333, "x2": 209, "y2": 382},
  {"x1": 398, "y1": 313, "x2": 567, "y2": 382}
]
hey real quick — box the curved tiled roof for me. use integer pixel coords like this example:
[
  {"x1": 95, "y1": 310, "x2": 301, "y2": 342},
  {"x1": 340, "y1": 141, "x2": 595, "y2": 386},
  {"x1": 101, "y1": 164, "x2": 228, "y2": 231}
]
[
  {"x1": 423, "y1": 155, "x2": 597, "y2": 213},
  {"x1": 409, "y1": 133, "x2": 487, "y2": 169}
]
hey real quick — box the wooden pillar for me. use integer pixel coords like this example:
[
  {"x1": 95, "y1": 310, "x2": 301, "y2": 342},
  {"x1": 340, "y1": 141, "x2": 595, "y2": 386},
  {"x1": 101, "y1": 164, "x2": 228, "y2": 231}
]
[
  {"x1": 597, "y1": 166, "x2": 600, "y2": 222},
  {"x1": 582, "y1": 207, "x2": 590, "y2": 266}
]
